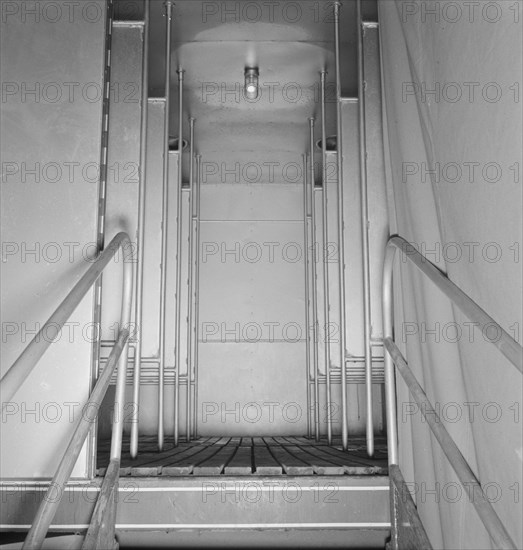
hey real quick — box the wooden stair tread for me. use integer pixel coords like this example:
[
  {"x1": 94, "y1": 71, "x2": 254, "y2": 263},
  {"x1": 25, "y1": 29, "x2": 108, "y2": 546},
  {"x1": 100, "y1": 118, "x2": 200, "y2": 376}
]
[
  {"x1": 263, "y1": 437, "x2": 313, "y2": 475},
  {"x1": 252, "y1": 440, "x2": 283, "y2": 475},
  {"x1": 224, "y1": 447, "x2": 253, "y2": 475},
  {"x1": 282, "y1": 438, "x2": 345, "y2": 475},
  {"x1": 193, "y1": 442, "x2": 237, "y2": 475},
  {"x1": 161, "y1": 439, "x2": 226, "y2": 476},
  {"x1": 95, "y1": 435, "x2": 387, "y2": 477}
]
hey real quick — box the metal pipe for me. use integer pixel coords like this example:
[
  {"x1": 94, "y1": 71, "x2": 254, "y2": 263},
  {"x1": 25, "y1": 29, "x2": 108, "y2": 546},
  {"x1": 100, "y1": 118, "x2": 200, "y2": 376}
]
[
  {"x1": 174, "y1": 68, "x2": 185, "y2": 446},
  {"x1": 382, "y1": 234, "x2": 523, "y2": 465},
  {"x1": 302, "y1": 153, "x2": 312, "y2": 439},
  {"x1": 382, "y1": 243, "x2": 399, "y2": 466},
  {"x1": 1, "y1": 234, "x2": 133, "y2": 406},
  {"x1": 186, "y1": 117, "x2": 195, "y2": 441},
  {"x1": 110, "y1": 258, "x2": 133, "y2": 460},
  {"x1": 130, "y1": 0, "x2": 150, "y2": 460},
  {"x1": 333, "y1": 0, "x2": 349, "y2": 451},
  {"x1": 193, "y1": 154, "x2": 202, "y2": 437},
  {"x1": 320, "y1": 71, "x2": 332, "y2": 445},
  {"x1": 157, "y1": 0, "x2": 174, "y2": 452},
  {"x1": 356, "y1": 0, "x2": 374, "y2": 458},
  {"x1": 308, "y1": 124, "x2": 321, "y2": 441}
]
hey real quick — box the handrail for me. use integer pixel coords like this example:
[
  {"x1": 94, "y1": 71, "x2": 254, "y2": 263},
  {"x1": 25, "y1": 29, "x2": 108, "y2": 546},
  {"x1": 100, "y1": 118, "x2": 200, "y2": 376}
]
[
  {"x1": 383, "y1": 235, "x2": 522, "y2": 550},
  {"x1": 0, "y1": 232, "x2": 134, "y2": 549},
  {"x1": 385, "y1": 236, "x2": 522, "y2": 374},
  {"x1": 1, "y1": 232, "x2": 134, "y2": 405}
]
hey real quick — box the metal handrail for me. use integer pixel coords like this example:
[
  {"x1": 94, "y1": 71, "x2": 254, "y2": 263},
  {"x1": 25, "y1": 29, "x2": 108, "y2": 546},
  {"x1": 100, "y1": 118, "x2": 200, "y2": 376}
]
[
  {"x1": 1, "y1": 233, "x2": 134, "y2": 405},
  {"x1": 0, "y1": 232, "x2": 134, "y2": 549},
  {"x1": 383, "y1": 235, "x2": 522, "y2": 549}
]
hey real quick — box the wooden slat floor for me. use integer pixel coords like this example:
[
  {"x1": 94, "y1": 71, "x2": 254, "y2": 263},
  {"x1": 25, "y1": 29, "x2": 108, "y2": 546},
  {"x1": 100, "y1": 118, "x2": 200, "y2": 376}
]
[{"x1": 97, "y1": 436, "x2": 388, "y2": 477}]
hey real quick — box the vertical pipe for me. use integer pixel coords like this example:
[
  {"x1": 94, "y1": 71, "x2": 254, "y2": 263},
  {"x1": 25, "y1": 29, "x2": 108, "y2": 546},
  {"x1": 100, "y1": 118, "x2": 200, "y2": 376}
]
[
  {"x1": 334, "y1": 1, "x2": 349, "y2": 451},
  {"x1": 302, "y1": 153, "x2": 312, "y2": 439},
  {"x1": 186, "y1": 117, "x2": 195, "y2": 442},
  {"x1": 356, "y1": 0, "x2": 374, "y2": 457},
  {"x1": 158, "y1": 0, "x2": 173, "y2": 452},
  {"x1": 110, "y1": 260, "x2": 134, "y2": 461},
  {"x1": 130, "y1": 0, "x2": 150, "y2": 460},
  {"x1": 308, "y1": 123, "x2": 321, "y2": 441},
  {"x1": 383, "y1": 246, "x2": 399, "y2": 466},
  {"x1": 320, "y1": 71, "x2": 332, "y2": 445},
  {"x1": 174, "y1": 68, "x2": 185, "y2": 446},
  {"x1": 193, "y1": 154, "x2": 202, "y2": 437}
]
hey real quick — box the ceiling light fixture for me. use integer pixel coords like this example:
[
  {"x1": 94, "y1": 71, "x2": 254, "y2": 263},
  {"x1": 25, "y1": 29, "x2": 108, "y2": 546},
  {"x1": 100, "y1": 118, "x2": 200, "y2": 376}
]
[{"x1": 244, "y1": 67, "x2": 259, "y2": 100}]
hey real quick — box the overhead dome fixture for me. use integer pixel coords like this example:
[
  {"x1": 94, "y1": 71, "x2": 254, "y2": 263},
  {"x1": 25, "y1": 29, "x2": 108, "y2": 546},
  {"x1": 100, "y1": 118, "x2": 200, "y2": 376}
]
[{"x1": 244, "y1": 67, "x2": 259, "y2": 100}]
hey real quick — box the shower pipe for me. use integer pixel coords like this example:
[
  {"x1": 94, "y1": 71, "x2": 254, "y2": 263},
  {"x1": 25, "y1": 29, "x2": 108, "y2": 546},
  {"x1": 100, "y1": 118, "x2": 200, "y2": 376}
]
[
  {"x1": 130, "y1": 0, "x2": 150, "y2": 459},
  {"x1": 334, "y1": 0, "x2": 349, "y2": 451},
  {"x1": 158, "y1": 0, "x2": 174, "y2": 451}
]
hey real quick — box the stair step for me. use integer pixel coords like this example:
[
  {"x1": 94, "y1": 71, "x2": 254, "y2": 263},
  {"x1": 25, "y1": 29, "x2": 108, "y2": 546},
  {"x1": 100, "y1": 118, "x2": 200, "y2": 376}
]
[
  {"x1": 263, "y1": 437, "x2": 314, "y2": 475},
  {"x1": 161, "y1": 438, "x2": 230, "y2": 476},
  {"x1": 1, "y1": 476, "x2": 390, "y2": 546},
  {"x1": 192, "y1": 443, "x2": 237, "y2": 475},
  {"x1": 224, "y1": 447, "x2": 253, "y2": 475},
  {"x1": 0, "y1": 535, "x2": 84, "y2": 550}
]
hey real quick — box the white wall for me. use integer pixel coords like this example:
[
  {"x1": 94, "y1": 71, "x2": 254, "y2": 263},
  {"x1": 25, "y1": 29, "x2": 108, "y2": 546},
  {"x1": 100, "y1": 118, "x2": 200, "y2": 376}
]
[
  {"x1": 0, "y1": 0, "x2": 107, "y2": 478},
  {"x1": 379, "y1": 1, "x2": 523, "y2": 547}
]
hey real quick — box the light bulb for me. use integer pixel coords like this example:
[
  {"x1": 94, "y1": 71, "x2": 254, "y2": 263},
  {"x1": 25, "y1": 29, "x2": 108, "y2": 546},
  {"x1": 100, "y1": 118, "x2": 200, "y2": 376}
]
[{"x1": 244, "y1": 68, "x2": 259, "y2": 100}]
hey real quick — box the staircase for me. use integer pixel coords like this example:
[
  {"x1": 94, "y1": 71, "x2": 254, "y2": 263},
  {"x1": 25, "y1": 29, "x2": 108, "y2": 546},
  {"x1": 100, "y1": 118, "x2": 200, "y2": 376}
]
[
  {"x1": 2, "y1": 1, "x2": 521, "y2": 549},
  {"x1": 0, "y1": 1, "x2": 392, "y2": 547}
]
